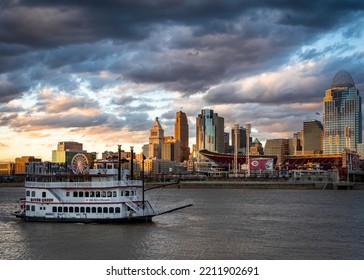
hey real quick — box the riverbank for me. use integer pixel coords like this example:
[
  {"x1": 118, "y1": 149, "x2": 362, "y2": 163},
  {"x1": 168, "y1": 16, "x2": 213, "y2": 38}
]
[
  {"x1": 150, "y1": 180, "x2": 364, "y2": 190},
  {"x1": 179, "y1": 180, "x2": 325, "y2": 189},
  {"x1": 2, "y1": 180, "x2": 364, "y2": 190}
]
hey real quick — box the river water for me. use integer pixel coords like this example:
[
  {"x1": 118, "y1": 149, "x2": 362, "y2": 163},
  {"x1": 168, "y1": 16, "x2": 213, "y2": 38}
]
[{"x1": 1, "y1": 186, "x2": 364, "y2": 260}]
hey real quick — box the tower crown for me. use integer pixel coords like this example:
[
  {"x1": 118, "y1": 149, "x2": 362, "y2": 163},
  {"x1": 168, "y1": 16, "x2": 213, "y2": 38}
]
[{"x1": 330, "y1": 70, "x2": 355, "y2": 89}]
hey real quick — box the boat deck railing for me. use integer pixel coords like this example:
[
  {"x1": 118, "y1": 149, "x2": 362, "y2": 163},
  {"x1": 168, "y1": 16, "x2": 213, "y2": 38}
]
[{"x1": 25, "y1": 180, "x2": 143, "y2": 189}]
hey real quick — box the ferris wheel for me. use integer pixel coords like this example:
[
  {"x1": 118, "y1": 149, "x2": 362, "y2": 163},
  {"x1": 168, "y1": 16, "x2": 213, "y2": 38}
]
[{"x1": 71, "y1": 153, "x2": 89, "y2": 175}]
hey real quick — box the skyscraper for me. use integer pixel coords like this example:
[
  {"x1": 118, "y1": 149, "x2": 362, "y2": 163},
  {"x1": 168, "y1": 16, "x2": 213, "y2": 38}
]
[
  {"x1": 148, "y1": 117, "x2": 164, "y2": 159},
  {"x1": 231, "y1": 124, "x2": 248, "y2": 154},
  {"x1": 289, "y1": 130, "x2": 303, "y2": 155},
  {"x1": 162, "y1": 136, "x2": 181, "y2": 162},
  {"x1": 323, "y1": 70, "x2": 362, "y2": 154},
  {"x1": 51, "y1": 141, "x2": 93, "y2": 167},
  {"x1": 196, "y1": 109, "x2": 224, "y2": 153},
  {"x1": 264, "y1": 139, "x2": 289, "y2": 165},
  {"x1": 303, "y1": 120, "x2": 323, "y2": 154},
  {"x1": 174, "y1": 111, "x2": 189, "y2": 161},
  {"x1": 52, "y1": 141, "x2": 86, "y2": 163}
]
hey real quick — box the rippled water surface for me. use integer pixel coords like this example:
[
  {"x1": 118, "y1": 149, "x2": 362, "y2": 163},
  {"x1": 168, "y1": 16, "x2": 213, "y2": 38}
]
[{"x1": 1, "y1": 186, "x2": 364, "y2": 260}]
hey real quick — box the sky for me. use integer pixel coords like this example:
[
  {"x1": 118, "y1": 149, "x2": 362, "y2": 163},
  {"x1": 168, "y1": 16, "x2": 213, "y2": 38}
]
[{"x1": 1, "y1": 0, "x2": 364, "y2": 161}]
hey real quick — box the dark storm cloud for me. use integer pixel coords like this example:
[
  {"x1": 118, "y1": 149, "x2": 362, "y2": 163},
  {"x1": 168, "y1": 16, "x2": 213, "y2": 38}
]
[
  {"x1": 0, "y1": 1, "x2": 359, "y2": 49},
  {"x1": 0, "y1": 76, "x2": 28, "y2": 103},
  {"x1": 9, "y1": 113, "x2": 110, "y2": 131},
  {"x1": 0, "y1": 104, "x2": 23, "y2": 113},
  {"x1": 122, "y1": 112, "x2": 151, "y2": 132},
  {"x1": 110, "y1": 95, "x2": 135, "y2": 106},
  {"x1": 161, "y1": 110, "x2": 177, "y2": 120},
  {"x1": 0, "y1": 43, "x2": 30, "y2": 57},
  {"x1": 0, "y1": 113, "x2": 18, "y2": 126},
  {"x1": 107, "y1": 111, "x2": 151, "y2": 132},
  {"x1": 34, "y1": 94, "x2": 99, "y2": 114},
  {"x1": 0, "y1": 0, "x2": 364, "y2": 105},
  {"x1": 203, "y1": 78, "x2": 326, "y2": 105}
]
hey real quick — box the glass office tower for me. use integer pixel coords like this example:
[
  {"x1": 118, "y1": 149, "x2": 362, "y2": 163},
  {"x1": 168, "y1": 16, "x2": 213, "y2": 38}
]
[
  {"x1": 323, "y1": 70, "x2": 362, "y2": 154},
  {"x1": 196, "y1": 109, "x2": 224, "y2": 153}
]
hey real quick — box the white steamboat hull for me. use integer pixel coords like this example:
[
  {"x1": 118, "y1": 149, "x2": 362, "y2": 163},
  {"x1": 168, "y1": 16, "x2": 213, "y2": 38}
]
[
  {"x1": 14, "y1": 212, "x2": 155, "y2": 223},
  {"x1": 15, "y1": 159, "x2": 193, "y2": 223},
  {"x1": 15, "y1": 179, "x2": 193, "y2": 223}
]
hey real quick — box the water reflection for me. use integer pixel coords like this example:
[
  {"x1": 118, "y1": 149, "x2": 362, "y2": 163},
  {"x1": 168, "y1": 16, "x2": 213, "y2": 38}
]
[{"x1": 1, "y1": 187, "x2": 364, "y2": 259}]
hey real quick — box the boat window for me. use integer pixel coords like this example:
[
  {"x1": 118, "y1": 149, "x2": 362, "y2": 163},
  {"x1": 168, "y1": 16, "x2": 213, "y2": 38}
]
[
  {"x1": 86, "y1": 207, "x2": 90, "y2": 213},
  {"x1": 115, "y1": 207, "x2": 121, "y2": 213},
  {"x1": 31, "y1": 205, "x2": 35, "y2": 211},
  {"x1": 92, "y1": 207, "x2": 96, "y2": 213},
  {"x1": 109, "y1": 207, "x2": 114, "y2": 213},
  {"x1": 42, "y1": 191, "x2": 46, "y2": 198},
  {"x1": 85, "y1": 191, "x2": 89, "y2": 197},
  {"x1": 80, "y1": 207, "x2": 85, "y2": 213},
  {"x1": 58, "y1": 206, "x2": 62, "y2": 212},
  {"x1": 125, "y1": 191, "x2": 129, "y2": 196},
  {"x1": 63, "y1": 207, "x2": 68, "y2": 213},
  {"x1": 26, "y1": 191, "x2": 30, "y2": 197},
  {"x1": 90, "y1": 191, "x2": 95, "y2": 197},
  {"x1": 73, "y1": 191, "x2": 78, "y2": 197},
  {"x1": 103, "y1": 207, "x2": 108, "y2": 213},
  {"x1": 107, "y1": 191, "x2": 112, "y2": 197},
  {"x1": 26, "y1": 205, "x2": 30, "y2": 211},
  {"x1": 113, "y1": 191, "x2": 117, "y2": 197},
  {"x1": 31, "y1": 191, "x2": 36, "y2": 197},
  {"x1": 97, "y1": 207, "x2": 102, "y2": 213},
  {"x1": 69, "y1": 207, "x2": 74, "y2": 213},
  {"x1": 75, "y1": 207, "x2": 79, "y2": 213},
  {"x1": 52, "y1": 207, "x2": 57, "y2": 212},
  {"x1": 96, "y1": 191, "x2": 100, "y2": 197},
  {"x1": 120, "y1": 191, "x2": 123, "y2": 196},
  {"x1": 79, "y1": 192, "x2": 84, "y2": 197},
  {"x1": 66, "y1": 192, "x2": 70, "y2": 197},
  {"x1": 101, "y1": 191, "x2": 106, "y2": 197}
]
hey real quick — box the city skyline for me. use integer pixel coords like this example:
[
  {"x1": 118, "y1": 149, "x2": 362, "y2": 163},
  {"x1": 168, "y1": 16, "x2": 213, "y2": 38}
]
[{"x1": 1, "y1": 1, "x2": 364, "y2": 161}]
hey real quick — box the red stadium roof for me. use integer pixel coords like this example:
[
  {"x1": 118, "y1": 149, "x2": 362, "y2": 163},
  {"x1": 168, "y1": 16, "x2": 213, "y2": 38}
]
[
  {"x1": 198, "y1": 149, "x2": 344, "y2": 170},
  {"x1": 198, "y1": 149, "x2": 277, "y2": 165}
]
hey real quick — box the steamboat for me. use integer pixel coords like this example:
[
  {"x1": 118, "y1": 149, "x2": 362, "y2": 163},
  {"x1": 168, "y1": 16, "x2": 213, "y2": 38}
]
[{"x1": 13, "y1": 152, "x2": 193, "y2": 223}]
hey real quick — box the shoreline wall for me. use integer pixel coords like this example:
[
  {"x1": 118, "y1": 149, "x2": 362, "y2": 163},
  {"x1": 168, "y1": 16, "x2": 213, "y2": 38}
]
[
  {"x1": 3, "y1": 180, "x2": 364, "y2": 190},
  {"x1": 179, "y1": 181, "x2": 324, "y2": 189}
]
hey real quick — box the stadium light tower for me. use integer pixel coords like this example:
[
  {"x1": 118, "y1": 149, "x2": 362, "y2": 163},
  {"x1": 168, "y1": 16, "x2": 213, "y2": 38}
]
[
  {"x1": 233, "y1": 124, "x2": 238, "y2": 177},
  {"x1": 245, "y1": 123, "x2": 251, "y2": 177}
]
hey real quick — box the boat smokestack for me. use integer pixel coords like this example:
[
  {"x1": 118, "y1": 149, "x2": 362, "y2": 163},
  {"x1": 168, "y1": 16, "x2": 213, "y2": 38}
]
[
  {"x1": 118, "y1": 144, "x2": 121, "y2": 181},
  {"x1": 130, "y1": 146, "x2": 134, "y2": 180}
]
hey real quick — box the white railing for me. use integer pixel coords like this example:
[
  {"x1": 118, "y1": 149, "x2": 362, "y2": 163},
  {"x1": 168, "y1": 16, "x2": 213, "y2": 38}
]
[
  {"x1": 124, "y1": 198, "x2": 144, "y2": 216},
  {"x1": 89, "y1": 169, "x2": 118, "y2": 175},
  {"x1": 25, "y1": 180, "x2": 143, "y2": 189}
]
